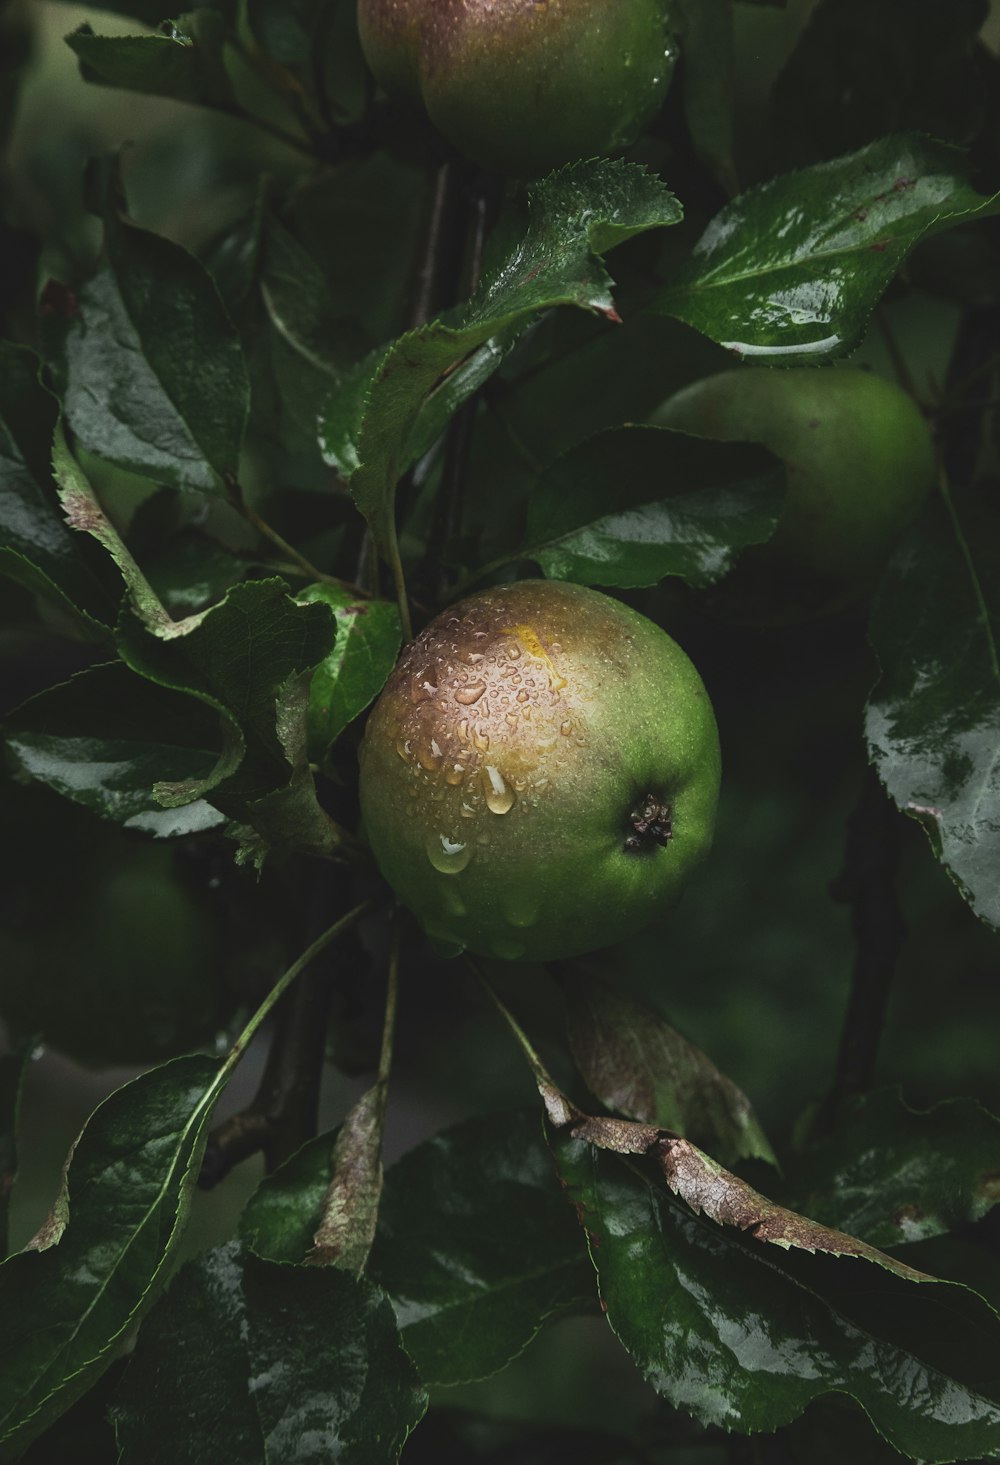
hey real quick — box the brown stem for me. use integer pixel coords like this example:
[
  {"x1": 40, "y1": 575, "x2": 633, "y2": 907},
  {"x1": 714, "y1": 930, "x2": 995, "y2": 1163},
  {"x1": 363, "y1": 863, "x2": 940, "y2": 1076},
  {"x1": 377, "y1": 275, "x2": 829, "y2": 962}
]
[{"x1": 824, "y1": 769, "x2": 905, "y2": 1116}]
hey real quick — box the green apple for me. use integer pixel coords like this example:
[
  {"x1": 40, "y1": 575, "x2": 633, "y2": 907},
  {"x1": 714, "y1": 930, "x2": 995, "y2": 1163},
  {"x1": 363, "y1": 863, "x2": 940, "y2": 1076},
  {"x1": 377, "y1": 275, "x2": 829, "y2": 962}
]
[
  {"x1": 652, "y1": 367, "x2": 936, "y2": 622},
  {"x1": 356, "y1": 0, "x2": 677, "y2": 177},
  {"x1": 358, "y1": 579, "x2": 720, "y2": 962}
]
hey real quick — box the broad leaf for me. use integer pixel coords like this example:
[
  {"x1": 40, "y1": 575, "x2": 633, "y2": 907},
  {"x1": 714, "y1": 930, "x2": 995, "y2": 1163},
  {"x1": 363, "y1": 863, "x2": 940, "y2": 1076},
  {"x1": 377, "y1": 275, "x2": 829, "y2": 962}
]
[
  {"x1": 0, "y1": 1055, "x2": 228, "y2": 1460},
  {"x1": 0, "y1": 343, "x2": 112, "y2": 626},
  {"x1": 4, "y1": 661, "x2": 226, "y2": 836},
  {"x1": 865, "y1": 494, "x2": 1000, "y2": 929},
  {"x1": 565, "y1": 972, "x2": 776, "y2": 1168},
  {"x1": 114, "y1": 1242, "x2": 427, "y2": 1464},
  {"x1": 654, "y1": 134, "x2": 1000, "y2": 362},
  {"x1": 66, "y1": 14, "x2": 237, "y2": 114},
  {"x1": 57, "y1": 197, "x2": 249, "y2": 493},
  {"x1": 241, "y1": 1130, "x2": 334, "y2": 1265},
  {"x1": 520, "y1": 426, "x2": 784, "y2": 589},
  {"x1": 368, "y1": 1110, "x2": 595, "y2": 1385},
  {"x1": 319, "y1": 160, "x2": 682, "y2": 557},
  {"x1": 785, "y1": 1089, "x2": 1000, "y2": 1248},
  {"x1": 555, "y1": 1132, "x2": 1000, "y2": 1455},
  {"x1": 297, "y1": 585, "x2": 401, "y2": 762}
]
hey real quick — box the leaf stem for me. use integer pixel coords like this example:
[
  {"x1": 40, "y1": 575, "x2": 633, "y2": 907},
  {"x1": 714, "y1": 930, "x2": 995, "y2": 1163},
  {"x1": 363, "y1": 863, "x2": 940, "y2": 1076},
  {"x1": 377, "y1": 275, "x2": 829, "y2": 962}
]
[{"x1": 467, "y1": 959, "x2": 558, "y2": 1095}]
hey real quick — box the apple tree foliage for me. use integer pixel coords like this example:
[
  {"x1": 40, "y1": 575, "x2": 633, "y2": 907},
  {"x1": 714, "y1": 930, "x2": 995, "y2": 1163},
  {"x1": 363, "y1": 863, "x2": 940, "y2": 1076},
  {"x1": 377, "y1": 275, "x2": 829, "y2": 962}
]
[{"x1": 1, "y1": 1, "x2": 1000, "y2": 1461}]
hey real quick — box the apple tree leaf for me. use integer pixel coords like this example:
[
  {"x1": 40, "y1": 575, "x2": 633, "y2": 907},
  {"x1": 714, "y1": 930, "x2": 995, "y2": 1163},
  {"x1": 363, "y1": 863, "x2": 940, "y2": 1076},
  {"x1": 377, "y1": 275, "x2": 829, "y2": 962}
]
[
  {"x1": 865, "y1": 492, "x2": 1000, "y2": 930},
  {"x1": 113, "y1": 1241, "x2": 427, "y2": 1465},
  {"x1": 319, "y1": 159, "x2": 683, "y2": 558},
  {"x1": 296, "y1": 585, "x2": 401, "y2": 764},
  {"x1": 66, "y1": 13, "x2": 237, "y2": 114},
  {"x1": 654, "y1": 133, "x2": 1000, "y2": 362},
  {"x1": 520, "y1": 425, "x2": 785, "y2": 588}
]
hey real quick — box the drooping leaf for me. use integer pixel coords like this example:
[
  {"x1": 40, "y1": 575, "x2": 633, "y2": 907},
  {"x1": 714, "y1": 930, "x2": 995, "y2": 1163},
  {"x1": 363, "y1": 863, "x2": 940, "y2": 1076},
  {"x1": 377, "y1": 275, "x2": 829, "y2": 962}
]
[
  {"x1": 4, "y1": 661, "x2": 226, "y2": 836},
  {"x1": 56, "y1": 191, "x2": 249, "y2": 494},
  {"x1": 784, "y1": 1089, "x2": 1000, "y2": 1248},
  {"x1": 654, "y1": 134, "x2": 1000, "y2": 362},
  {"x1": 66, "y1": 13, "x2": 238, "y2": 114},
  {"x1": 113, "y1": 1241, "x2": 427, "y2": 1464},
  {"x1": 367, "y1": 1110, "x2": 595, "y2": 1385},
  {"x1": 296, "y1": 585, "x2": 401, "y2": 762},
  {"x1": 0, "y1": 344, "x2": 112, "y2": 626},
  {"x1": 865, "y1": 493, "x2": 1000, "y2": 929},
  {"x1": 319, "y1": 159, "x2": 683, "y2": 557},
  {"x1": 564, "y1": 972, "x2": 776, "y2": 1168},
  {"x1": 0, "y1": 1054, "x2": 227, "y2": 1460},
  {"x1": 555, "y1": 1131, "x2": 1000, "y2": 1455},
  {"x1": 520, "y1": 426, "x2": 784, "y2": 589}
]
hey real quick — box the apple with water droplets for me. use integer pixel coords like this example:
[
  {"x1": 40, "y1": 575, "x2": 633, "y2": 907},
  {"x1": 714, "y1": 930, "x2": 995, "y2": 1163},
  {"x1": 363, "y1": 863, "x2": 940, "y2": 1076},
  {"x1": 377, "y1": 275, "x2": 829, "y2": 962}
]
[
  {"x1": 356, "y1": 0, "x2": 678, "y2": 177},
  {"x1": 358, "y1": 580, "x2": 720, "y2": 962}
]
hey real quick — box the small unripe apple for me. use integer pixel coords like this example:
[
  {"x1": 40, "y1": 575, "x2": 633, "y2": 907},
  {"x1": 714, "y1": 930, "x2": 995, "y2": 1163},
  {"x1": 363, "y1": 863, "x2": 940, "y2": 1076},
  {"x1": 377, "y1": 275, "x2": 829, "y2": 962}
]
[
  {"x1": 357, "y1": 0, "x2": 677, "y2": 177},
  {"x1": 652, "y1": 367, "x2": 936, "y2": 622},
  {"x1": 358, "y1": 580, "x2": 720, "y2": 962}
]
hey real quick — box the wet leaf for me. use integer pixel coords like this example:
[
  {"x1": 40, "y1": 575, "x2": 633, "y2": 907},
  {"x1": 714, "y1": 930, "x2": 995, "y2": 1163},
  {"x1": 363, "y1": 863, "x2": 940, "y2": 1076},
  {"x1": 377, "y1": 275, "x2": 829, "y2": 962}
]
[
  {"x1": 0, "y1": 1054, "x2": 230, "y2": 1460},
  {"x1": 555, "y1": 1131, "x2": 1000, "y2": 1453},
  {"x1": 368, "y1": 1110, "x2": 595, "y2": 1385},
  {"x1": 296, "y1": 585, "x2": 401, "y2": 762},
  {"x1": 865, "y1": 493, "x2": 1000, "y2": 929},
  {"x1": 241, "y1": 1130, "x2": 334, "y2": 1265},
  {"x1": 784, "y1": 1089, "x2": 1000, "y2": 1248},
  {"x1": 520, "y1": 426, "x2": 784, "y2": 589},
  {"x1": 114, "y1": 1241, "x2": 427, "y2": 1464},
  {"x1": 319, "y1": 159, "x2": 682, "y2": 557},
  {"x1": 56, "y1": 180, "x2": 249, "y2": 493},
  {"x1": 654, "y1": 134, "x2": 1000, "y2": 362},
  {"x1": 0, "y1": 344, "x2": 112, "y2": 627},
  {"x1": 565, "y1": 972, "x2": 776, "y2": 1168},
  {"x1": 4, "y1": 661, "x2": 226, "y2": 836}
]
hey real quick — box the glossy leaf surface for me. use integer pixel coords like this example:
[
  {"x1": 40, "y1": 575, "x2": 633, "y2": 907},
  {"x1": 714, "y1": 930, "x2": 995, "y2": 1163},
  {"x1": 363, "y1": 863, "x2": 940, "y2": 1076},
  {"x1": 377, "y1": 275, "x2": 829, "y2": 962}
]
[
  {"x1": 784, "y1": 1088, "x2": 1000, "y2": 1247},
  {"x1": 368, "y1": 1110, "x2": 595, "y2": 1385},
  {"x1": 555, "y1": 1133, "x2": 1000, "y2": 1454},
  {"x1": 114, "y1": 1241, "x2": 427, "y2": 1464},
  {"x1": 654, "y1": 134, "x2": 1000, "y2": 361},
  {"x1": 0, "y1": 1055, "x2": 224, "y2": 1460},
  {"x1": 296, "y1": 585, "x2": 401, "y2": 763},
  {"x1": 57, "y1": 205, "x2": 249, "y2": 493},
  {"x1": 319, "y1": 160, "x2": 682, "y2": 555},
  {"x1": 4, "y1": 661, "x2": 226, "y2": 836},
  {"x1": 521, "y1": 426, "x2": 784, "y2": 588},
  {"x1": 67, "y1": 15, "x2": 237, "y2": 114},
  {"x1": 866, "y1": 494, "x2": 1000, "y2": 929},
  {"x1": 565, "y1": 972, "x2": 776, "y2": 1167}
]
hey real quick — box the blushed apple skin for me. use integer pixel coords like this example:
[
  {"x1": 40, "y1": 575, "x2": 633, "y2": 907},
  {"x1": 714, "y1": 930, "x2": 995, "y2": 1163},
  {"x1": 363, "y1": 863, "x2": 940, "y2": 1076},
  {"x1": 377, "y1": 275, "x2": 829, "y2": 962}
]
[
  {"x1": 652, "y1": 367, "x2": 936, "y2": 621},
  {"x1": 357, "y1": 0, "x2": 677, "y2": 177},
  {"x1": 358, "y1": 580, "x2": 720, "y2": 962}
]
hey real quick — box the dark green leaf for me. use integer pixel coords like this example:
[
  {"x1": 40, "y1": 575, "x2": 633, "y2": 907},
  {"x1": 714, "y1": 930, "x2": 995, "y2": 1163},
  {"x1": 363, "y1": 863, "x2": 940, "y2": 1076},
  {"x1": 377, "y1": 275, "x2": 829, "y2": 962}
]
[
  {"x1": 114, "y1": 1241, "x2": 426, "y2": 1464},
  {"x1": 58, "y1": 205, "x2": 249, "y2": 493},
  {"x1": 654, "y1": 134, "x2": 1000, "y2": 362},
  {"x1": 521, "y1": 426, "x2": 784, "y2": 588},
  {"x1": 865, "y1": 493, "x2": 1000, "y2": 929},
  {"x1": 320, "y1": 160, "x2": 682, "y2": 557},
  {"x1": 4, "y1": 661, "x2": 226, "y2": 836},
  {"x1": 773, "y1": 0, "x2": 990, "y2": 164},
  {"x1": 260, "y1": 210, "x2": 346, "y2": 381},
  {"x1": 0, "y1": 1054, "x2": 229, "y2": 1460},
  {"x1": 368, "y1": 1110, "x2": 595, "y2": 1385},
  {"x1": 783, "y1": 1088, "x2": 1000, "y2": 1248},
  {"x1": 565, "y1": 972, "x2": 776, "y2": 1168},
  {"x1": 297, "y1": 585, "x2": 401, "y2": 762},
  {"x1": 241, "y1": 1130, "x2": 333, "y2": 1264},
  {"x1": 0, "y1": 344, "x2": 112, "y2": 626},
  {"x1": 66, "y1": 13, "x2": 237, "y2": 113},
  {"x1": 555, "y1": 1132, "x2": 1000, "y2": 1454}
]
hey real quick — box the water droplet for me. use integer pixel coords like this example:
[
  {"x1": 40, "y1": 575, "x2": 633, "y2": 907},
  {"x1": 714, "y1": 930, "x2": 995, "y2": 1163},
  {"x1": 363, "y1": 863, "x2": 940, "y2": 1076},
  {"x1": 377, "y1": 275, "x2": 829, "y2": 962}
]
[
  {"x1": 455, "y1": 682, "x2": 486, "y2": 706},
  {"x1": 560, "y1": 720, "x2": 572, "y2": 737},
  {"x1": 468, "y1": 653, "x2": 484, "y2": 664},
  {"x1": 473, "y1": 727, "x2": 491, "y2": 752},
  {"x1": 507, "y1": 642, "x2": 522, "y2": 659},
  {"x1": 460, "y1": 802, "x2": 476, "y2": 818},
  {"x1": 427, "y1": 835, "x2": 472, "y2": 874},
  {"x1": 418, "y1": 744, "x2": 442, "y2": 772},
  {"x1": 440, "y1": 883, "x2": 467, "y2": 916},
  {"x1": 505, "y1": 713, "x2": 518, "y2": 727},
  {"x1": 490, "y1": 934, "x2": 527, "y2": 960},
  {"x1": 395, "y1": 737, "x2": 413, "y2": 761},
  {"x1": 445, "y1": 763, "x2": 466, "y2": 786},
  {"x1": 483, "y1": 765, "x2": 515, "y2": 815}
]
